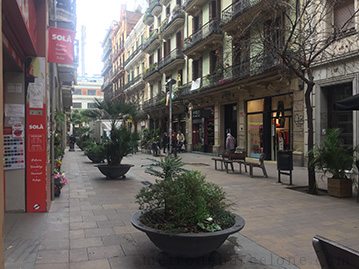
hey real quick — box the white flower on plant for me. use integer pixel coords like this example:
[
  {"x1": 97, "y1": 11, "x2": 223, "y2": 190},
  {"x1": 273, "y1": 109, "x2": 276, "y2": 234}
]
[{"x1": 206, "y1": 217, "x2": 213, "y2": 222}]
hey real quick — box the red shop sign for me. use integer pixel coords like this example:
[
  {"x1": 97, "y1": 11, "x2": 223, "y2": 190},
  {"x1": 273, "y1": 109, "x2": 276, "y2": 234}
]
[{"x1": 48, "y1": 27, "x2": 76, "y2": 64}]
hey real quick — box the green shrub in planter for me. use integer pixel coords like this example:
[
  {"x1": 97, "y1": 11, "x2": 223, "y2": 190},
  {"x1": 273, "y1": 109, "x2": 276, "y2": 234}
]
[
  {"x1": 136, "y1": 156, "x2": 235, "y2": 233},
  {"x1": 85, "y1": 143, "x2": 106, "y2": 163}
]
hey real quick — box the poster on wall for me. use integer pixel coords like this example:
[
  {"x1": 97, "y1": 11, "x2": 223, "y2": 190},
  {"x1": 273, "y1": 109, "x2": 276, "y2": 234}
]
[
  {"x1": 26, "y1": 57, "x2": 48, "y2": 213},
  {"x1": 3, "y1": 127, "x2": 25, "y2": 170}
]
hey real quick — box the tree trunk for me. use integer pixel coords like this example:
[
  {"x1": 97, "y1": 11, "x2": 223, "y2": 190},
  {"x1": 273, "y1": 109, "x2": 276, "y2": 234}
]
[{"x1": 304, "y1": 76, "x2": 318, "y2": 194}]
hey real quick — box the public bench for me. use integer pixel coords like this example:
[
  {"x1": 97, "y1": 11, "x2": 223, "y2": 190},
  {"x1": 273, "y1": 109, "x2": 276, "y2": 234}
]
[
  {"x1": 312, "y1": 235, "x2": 359, "y2": 268},
  {"x1": 212, "y1": 151, "x2": 231, "y2": 171},
  {"x1": 224, "y1": 152, "x2": 247, "y2": 174},
  {"x1": 246, "y1": 153, "x2": 268, "y2": 177}
]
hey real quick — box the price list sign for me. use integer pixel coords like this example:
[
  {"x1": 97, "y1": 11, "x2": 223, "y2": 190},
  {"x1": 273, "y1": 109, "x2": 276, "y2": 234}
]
[{"x1": 4, "y1": 135, "x2": 25, "y2": 170}]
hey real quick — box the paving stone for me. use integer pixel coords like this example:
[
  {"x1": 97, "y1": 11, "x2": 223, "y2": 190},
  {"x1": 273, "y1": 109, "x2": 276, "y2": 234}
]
[
  {"x1": 87, "y1": 245, "x2": 124, "y2": 260},
  {"x1": 70, "y1": 248, "x2": 88, "y2": 262},
  {"x1": 36, "y1": 249, "x2": 69, "y2": 264},
  {"x1": 70, "y1": 237, "x2": 103, "y2": 249},
  {"x1": 84, "y1": 227, "x2": 114, "y2": 237},
  {"x1": 70, "y1": 222, "x2": 97, "y2": 230},
  {"x1": 69, "y1": 259, "x2": 110, "y2": 269}
]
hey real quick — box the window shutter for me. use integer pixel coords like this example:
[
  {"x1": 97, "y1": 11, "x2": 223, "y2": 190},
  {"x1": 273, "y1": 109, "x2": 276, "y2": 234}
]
[{"x1": 334, "y1": 0, "x2": 354, "y2": 31}]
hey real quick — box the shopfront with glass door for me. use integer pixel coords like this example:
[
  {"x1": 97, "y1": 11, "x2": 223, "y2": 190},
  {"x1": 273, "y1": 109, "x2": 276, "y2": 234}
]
[{"x1": 246, "y1": 93, "x2": 293, "y2": 160}]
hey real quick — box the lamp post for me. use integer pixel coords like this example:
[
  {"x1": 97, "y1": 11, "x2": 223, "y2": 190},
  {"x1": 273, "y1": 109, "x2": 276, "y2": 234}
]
[{"x1": 165, "y1": 78, "x2": 176, "y2": 156}]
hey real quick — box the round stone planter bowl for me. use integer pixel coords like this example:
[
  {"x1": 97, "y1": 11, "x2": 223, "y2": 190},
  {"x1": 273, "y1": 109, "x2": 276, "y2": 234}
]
[
  {"x1": 131, "y1": 211, "x2": 245, "y2": 257},
  {"x1": 95, "y1": 164, "x2": 134, "y2": 179}
]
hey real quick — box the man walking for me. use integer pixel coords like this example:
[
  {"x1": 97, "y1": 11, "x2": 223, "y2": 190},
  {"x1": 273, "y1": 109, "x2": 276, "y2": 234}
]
[{"x1": 226, "y1": 133, "x2": 236, "y2": 153}]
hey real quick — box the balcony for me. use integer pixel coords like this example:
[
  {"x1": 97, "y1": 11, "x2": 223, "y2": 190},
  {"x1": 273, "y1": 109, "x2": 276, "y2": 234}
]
[
  {"x1": 143, "y1": 63, "x2": 162, "y2": 83},
  {"x1": 160, "y1": 0, "x2": 171, "y2": 5},
  {"x1": 158, "y1": 48, "x2": 185, "y2": 74},
  {"x1": 220, "y1": 0, "x2": 263, "y2": 35},
  {"x1": 112, "y1": 45, "x2": 125, "y2": 62},
  {"x1": 56, "y1": 0, "x2": 76, "y2": 28},
  {"x1": 142, "y1": 93, "x2": 166, "y2": 111},
  {"x1": 183, "y1": 20, "x2": 223, "y2": 59},
  {"x1": 124, "y1": 74, "x2": 145, "y2": 94},
  {"x1": 143, "y1": 11, "x2": 154, "y2": 25},
  {"x1": 101, "y1": 76, "x2": 113, "y2": 92},
  {"x1": 101, "y1": 43, "x2": 112, "y2": 62},
  {"x1": 111, "y1": 66, "x2": 125, "y2": 83},
  {"x1": 182, "y1": 0, "x2": 208, "y2": 16},
  {"x1": 143, "y1": 29, "x2": 161, "y2": 54},
  {"x1": 124, "y1": 45, "x2": 145, "y2": 71},
  {"x1": 149, "y1": 0, "x2": 162, "y2": 17},
  {"x1": 180, "y1": 54, "x2": 281, "y2": 97},
  {"x1": 160, "y1": 8, "x2": 185, "y2": 40}
]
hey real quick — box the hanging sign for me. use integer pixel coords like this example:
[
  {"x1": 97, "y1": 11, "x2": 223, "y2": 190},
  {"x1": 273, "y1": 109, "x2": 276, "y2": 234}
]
[{"x1": 48, "y1": 27, "x2": 76, "y2": 64}]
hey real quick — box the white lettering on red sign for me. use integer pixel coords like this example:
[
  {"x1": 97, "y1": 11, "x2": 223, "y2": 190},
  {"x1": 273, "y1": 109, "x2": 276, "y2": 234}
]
[
  {"x1": 52, "y1": 34, "x2": 73, "y2": 43},
  {"x1": 29, "y1": 124, "x2": 44, "y2": 130}
]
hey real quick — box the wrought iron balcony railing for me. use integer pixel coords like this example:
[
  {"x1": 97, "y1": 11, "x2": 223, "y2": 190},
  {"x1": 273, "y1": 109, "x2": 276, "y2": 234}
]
[
  {"x1": 183, "y1": 20, "x2": 222, "y2": 52},
  {"x1": 180, "y1": 53, "x2": 281, "y2": 96},
  {"x1": 143, "y1": 63, "x2": 159, "y2": 80},
  {"x1": 158, "y1": 48, "x2": 185, "y2": 70},
  {"x1": 124, "y1": 74, "x2": 143, "y2": 90},
  {"x1": 124, "y1": 45, "x2": 143, "y2": 67},
  {"x1": 142, "y1": 93, "x2": 166, "y2": 110},
  {"x1": 221, "y1": 0, "x2": 261, "y2": 27},
  {"x1": 143, "y1": 29, "x2": 160, "y2": 51}
]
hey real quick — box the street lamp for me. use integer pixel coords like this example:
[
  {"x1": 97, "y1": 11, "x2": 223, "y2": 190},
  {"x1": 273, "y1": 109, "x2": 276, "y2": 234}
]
[{"x1": 165, "y1": 78, "x2": 176, "y2": 155}]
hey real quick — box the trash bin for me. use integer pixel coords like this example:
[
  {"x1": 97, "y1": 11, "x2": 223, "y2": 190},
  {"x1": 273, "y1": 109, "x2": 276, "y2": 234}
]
[{"x1": 277, "y1": 150, "x2": 293, "y2": 184}]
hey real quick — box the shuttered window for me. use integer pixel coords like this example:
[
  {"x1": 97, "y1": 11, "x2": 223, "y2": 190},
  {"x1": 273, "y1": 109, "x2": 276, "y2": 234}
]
[{"x1": 334, "y1": 0, "x2": 354, "y2": 31}]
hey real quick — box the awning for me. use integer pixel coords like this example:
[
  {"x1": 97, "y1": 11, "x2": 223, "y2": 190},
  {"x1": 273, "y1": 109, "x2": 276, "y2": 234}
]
[{"x1": 333, "y1": 94, "x2": 359, "y2": 111}]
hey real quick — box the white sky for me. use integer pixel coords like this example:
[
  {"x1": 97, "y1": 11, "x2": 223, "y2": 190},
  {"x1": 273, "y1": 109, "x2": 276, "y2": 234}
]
[{"x1": 76, "y1": 0, "x2": 146, "y2": 76}]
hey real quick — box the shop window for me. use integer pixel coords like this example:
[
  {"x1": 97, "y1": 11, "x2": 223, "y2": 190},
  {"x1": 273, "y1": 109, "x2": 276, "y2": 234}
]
[{"x1": 247, "y1": 114, "x2": 263, "y2": 158}]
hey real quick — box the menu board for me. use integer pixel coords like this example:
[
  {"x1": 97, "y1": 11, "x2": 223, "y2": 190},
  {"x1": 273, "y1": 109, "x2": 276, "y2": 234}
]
[{"x1": 4, "y1": 134, "x2": 25, "y2": 170}]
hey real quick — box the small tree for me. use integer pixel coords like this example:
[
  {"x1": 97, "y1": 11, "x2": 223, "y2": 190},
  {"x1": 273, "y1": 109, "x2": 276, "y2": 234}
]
[
  {"x1": 239, "y1": 0, "x2": 359, "y2": 194},
  {"x1": 95, "y1": 98, "x2": 139, "y2": 165}
]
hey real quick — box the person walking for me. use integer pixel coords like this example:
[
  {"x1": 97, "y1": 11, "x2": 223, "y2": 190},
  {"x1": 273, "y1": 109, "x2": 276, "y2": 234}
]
[
  {"x1": 162, "y1": 132, "x2": 168, "y2": 154},
  {"x1": 226, "y1": 133, "x2": 236, "y2": 153},
  {"x1": 177, "y1": 131, "x2": 185, "y2": 152}
]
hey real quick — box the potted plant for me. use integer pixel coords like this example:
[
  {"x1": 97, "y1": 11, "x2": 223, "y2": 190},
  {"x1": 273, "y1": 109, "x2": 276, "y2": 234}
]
[
  {"x1": 310, "y1": 128, "x2": 358, "y2": 197},
  {"x1": 53, "y1": 170, "x2": 68, "y2": 197},
  {"x1": 131, "y1": 156, "x2": 245, "y2": 257},
  {"x1": 94, "y1": 99, "x2": 139, "y2": 178},
  {"x1": 84, "y1": 141, "x2": 106, "y2": 163}
]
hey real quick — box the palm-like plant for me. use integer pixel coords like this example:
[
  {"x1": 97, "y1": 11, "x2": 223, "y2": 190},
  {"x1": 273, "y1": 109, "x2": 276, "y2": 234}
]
[
  {"x1": 310, "y1": 128, "x2": 358, "y2": 179},
  {"x1": 95, "y1": 99, "x2": 139, "y2": 166}
]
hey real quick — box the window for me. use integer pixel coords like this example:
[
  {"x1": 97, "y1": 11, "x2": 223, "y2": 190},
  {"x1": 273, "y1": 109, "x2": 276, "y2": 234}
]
[
  {"x1": 73, "y1": 89, "x2": 82, "y2": 95},
  {"x1": 87, "y1": 103, "x2": 96, "y2": 109},
  {"x1": 73, "y1": 102, "x2": 82, "y2": 108},
  {"x1": 87, "y1": 89, "x2": 97, "y2": 96},
  {"x1": 334, "y1": 0, "x2": 354, "y2": 32},
  {"x1": 192, "y1": 58, "x2": 202, "y2": 80}
]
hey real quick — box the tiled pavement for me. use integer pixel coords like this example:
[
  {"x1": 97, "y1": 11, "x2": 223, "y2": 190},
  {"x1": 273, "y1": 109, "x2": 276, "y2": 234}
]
[{"x1": 4, "y1": 148, "x2": 359, "y2": 268}]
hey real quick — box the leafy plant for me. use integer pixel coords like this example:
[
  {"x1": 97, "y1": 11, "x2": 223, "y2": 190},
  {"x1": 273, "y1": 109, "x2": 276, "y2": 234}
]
[
  {"x1": 84, "y1": 143, "x2": 106, "y2": 163},
  {"x1": 310, "y1": 128, "x2": 358, "y2": 179},
  {"x1": 95, "y1": 99, "x2": 139, "y2": 165},
  {"x1": 136, "y1": 157, "x2": 234, "y2": 233}
]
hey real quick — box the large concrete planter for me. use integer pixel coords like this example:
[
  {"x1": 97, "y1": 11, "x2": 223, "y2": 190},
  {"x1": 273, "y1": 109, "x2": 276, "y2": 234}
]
[
  {"x1": 328, "y1": 178, "x2": 353, "y2": 198},
  {"x1": 95, "y1": 164, "x2": 133, "y2": 179},
  {"x1": 131, "y1": 211, "x2": 245, "y2": 257}
]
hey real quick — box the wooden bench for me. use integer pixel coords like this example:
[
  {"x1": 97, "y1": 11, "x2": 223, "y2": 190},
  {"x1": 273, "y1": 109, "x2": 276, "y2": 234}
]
[
  {"x1": 246, "y1": 153, "x2": 268, "y2": 177},
  {"x1": 224, "y1": 152, "x2": 247, "y2": 174},
  {"x1": 313, "y1": 235, "x2": 359, "y2": 268},
  {"x1": 212, "y1": 151, "x2": 231, "y2": 171}
]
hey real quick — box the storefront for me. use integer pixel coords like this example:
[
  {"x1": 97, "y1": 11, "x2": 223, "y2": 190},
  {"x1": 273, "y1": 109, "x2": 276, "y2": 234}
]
[
  {"x1": 246, "y1": 93, "x2": 293, "y2": 160},
  {"x1": 192, "y1": 106, "x2": 214, "y2": 153}
]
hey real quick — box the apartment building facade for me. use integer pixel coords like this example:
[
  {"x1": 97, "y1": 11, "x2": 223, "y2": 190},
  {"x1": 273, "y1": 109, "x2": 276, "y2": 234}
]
[
  {"x1": 102, "y1": 0, "x2": 359, "y2": 167},
  {"x1": 111, "y1": 6, "x2": 143, "y2": 102}
]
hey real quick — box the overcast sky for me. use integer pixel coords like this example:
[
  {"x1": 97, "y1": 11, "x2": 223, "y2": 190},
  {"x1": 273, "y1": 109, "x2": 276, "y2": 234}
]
[{"x1": 76, "y1": 0, "x2": 146, "y2": 76}]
